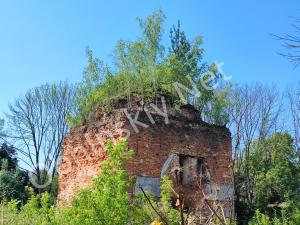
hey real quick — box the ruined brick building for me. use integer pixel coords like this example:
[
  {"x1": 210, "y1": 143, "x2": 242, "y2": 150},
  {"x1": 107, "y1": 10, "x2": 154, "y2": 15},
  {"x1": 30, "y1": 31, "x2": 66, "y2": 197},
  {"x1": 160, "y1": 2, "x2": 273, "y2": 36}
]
[{"x1": 58, "y1": 100, "x2": 234, "y2": 219}]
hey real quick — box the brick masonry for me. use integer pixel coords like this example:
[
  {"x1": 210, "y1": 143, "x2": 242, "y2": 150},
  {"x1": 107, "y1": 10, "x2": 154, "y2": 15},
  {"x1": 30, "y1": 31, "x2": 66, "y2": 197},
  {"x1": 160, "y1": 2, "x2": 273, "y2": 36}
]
[{"x1": 58, "y1": 104, "x2": 234, "y2": 217}]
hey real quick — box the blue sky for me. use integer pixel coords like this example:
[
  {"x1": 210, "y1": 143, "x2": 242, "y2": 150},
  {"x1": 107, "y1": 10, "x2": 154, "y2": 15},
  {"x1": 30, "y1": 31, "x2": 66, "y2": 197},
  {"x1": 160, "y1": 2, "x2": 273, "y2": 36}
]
[{"x1": 0, "y1": 0, "x2": 299, "y2": 117}]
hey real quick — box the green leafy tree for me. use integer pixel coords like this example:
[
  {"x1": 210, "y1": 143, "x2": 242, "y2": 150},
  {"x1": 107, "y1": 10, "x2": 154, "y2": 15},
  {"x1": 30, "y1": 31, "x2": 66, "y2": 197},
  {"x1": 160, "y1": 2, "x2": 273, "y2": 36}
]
[
  {"x1": 167, "y1": 21, "x2": 205, "y2": 101},
  {"x1": 68, "y1": 48, "x2": 106, "y2": 125},
  {"x1": 250, "y1": 133, "x2": 300, "y2": 215},
  {"x1": 203, "y1": 83, "x2": 233, "y2": 125},
  {"x1": 236, "y1": 132, "x2": 300, "y2": 223},
  {"x1": 0, "y1": 143, "x2": 18, "y2": 170},
  {"x1": 70, "y1": 10, "x2": 229, "y2": 127},
  {"x1": 0, "y1": 160, "x2": 28, "y2": 203},
  {"x1": 167, "y1": 21, "x2": 228, "y2": 121}
]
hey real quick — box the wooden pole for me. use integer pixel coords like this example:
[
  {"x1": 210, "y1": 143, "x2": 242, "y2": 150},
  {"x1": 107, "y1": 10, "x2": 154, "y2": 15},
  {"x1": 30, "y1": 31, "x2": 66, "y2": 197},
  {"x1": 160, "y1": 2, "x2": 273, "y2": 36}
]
[
  {"x1": 175, "y1": 170, "x2": 185, "y2": 225},
  {"x1": 1, "y1": 201, "x2": 4, "y2": 225}
]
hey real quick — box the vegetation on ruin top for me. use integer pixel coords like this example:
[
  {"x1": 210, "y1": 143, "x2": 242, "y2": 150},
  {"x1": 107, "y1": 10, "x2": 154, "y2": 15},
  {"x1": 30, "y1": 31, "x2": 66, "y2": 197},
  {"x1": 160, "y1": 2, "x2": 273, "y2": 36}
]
[{"x1": 68, "y1": 10, "x2": 230, "y2": 127}]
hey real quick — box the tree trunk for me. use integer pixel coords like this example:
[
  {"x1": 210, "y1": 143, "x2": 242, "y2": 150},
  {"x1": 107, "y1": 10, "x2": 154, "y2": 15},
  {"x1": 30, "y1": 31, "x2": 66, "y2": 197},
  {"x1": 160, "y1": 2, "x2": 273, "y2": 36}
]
[{"x1": 1, "y1": 202, "x2": 4, "y2": 225}]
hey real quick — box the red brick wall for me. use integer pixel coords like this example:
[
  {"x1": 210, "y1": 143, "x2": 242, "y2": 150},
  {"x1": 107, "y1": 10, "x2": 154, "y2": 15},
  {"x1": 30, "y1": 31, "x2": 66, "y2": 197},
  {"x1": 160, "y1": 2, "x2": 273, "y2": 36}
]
[{"x1": 58, "y1": 108, "x2": 234, "y2": 217}]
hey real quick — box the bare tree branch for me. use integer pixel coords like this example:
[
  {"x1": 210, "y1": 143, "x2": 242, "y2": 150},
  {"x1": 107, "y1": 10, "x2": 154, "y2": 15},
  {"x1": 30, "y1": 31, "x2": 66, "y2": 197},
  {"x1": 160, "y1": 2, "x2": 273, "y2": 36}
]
[
  {"x1": 272, "y1": 17, "x2": 300, "y2": 67},
  {"x1": 139, "y1": 187, "x2": 170, "y2": 225},
  {"x1": 4, "y1": 81, "x2": 75, "y2": 191}
]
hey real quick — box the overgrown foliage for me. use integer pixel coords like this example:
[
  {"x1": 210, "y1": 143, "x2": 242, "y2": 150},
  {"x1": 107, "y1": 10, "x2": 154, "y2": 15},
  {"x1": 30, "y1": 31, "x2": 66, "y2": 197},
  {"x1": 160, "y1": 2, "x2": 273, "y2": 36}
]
[
  {"x1": 2, "y1": 190, "x2": 53, "y2": 225},
  {"x1": 235, "y1": 133, "x2": 300, "y2": 223},
  {"x1": 1, "y1": 140, "x2": 182, "y2": 225},
  {"x1": 1, "y1": 9, "x2": 300, "y2": 225},
  {"x1": 251, "y1": 133, "x2": 300, "y2": 213},
  {"x1": 55, "y1": 139, "x2": 137, "y2": 225},
  {"x1": 0, "y1": 160, "x2": 28, "y2": 203},
  {"x1": 69, "y1": 10, "x2": 228, "y2": 127},
  {"x1": 249, "y1": 210, "x2": 300, "y2": 225},
  {"x1": 1, "y1": 133, "x2": 300, "y2": 225},
  {"x1": 0, "y1": 143, "x2": 18, "y2": 170}
]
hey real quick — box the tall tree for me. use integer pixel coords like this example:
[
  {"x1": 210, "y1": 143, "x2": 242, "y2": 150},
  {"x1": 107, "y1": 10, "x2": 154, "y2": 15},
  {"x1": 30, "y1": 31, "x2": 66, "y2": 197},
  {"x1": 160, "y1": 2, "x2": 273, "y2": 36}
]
[
  {"x1": 69, "y1": 48, "x2": 106, "y2": 125},
  {"x1": 69, "y1": 10, "x2": 229, "y2": 127},
  {"x1": 116, "y1": 9, "x2": 165, "y2": 105},
  {"x1": 228, "y1": 84, "x2": 282, "y2": 167},
  {"x1": 6, "y1": 81, "x2": 75, "y2": 192},
  {"x1": 228, "y1": 84, "x2": 283, "y2": 224},
  {"x1": 168, "y1": 21, "x2": 228, "y2": 125},
  {"x1": 168, "y1": 21, "x2": 207, "y2": 106}
]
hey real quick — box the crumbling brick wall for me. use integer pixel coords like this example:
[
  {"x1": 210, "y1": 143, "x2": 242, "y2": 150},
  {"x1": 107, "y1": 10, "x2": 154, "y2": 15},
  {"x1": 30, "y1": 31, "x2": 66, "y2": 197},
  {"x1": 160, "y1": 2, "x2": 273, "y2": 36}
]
[{"x1": 58, "y1": 104, "x2": 234, "y2": 218}]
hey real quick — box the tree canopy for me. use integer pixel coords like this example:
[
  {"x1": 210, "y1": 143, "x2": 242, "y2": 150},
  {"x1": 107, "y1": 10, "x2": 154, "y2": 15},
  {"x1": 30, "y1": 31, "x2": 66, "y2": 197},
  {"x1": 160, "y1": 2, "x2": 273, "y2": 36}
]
[
  {"x1": 0, "y1": 143, "x2": 18, "y2": 170},
  {"x1": 69, "y1": 10, "x2": 228, "y2": 127},
  {"x1": 0, "y1": 160, "x2": 28, "y2": 203}
]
